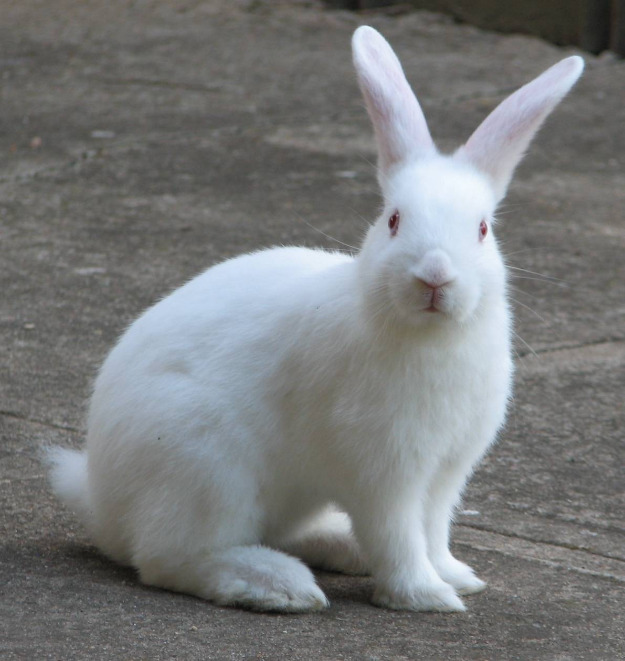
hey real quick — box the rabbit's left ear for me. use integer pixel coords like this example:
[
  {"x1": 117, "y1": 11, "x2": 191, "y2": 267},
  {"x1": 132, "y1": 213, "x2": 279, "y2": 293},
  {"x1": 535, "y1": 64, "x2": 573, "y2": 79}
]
[
  {"x1": 352, "y1": 26, "x2": 436, "y2": 180},
  {"x1": 458, "y1": 56, "x2": 584, "y2": 203}
]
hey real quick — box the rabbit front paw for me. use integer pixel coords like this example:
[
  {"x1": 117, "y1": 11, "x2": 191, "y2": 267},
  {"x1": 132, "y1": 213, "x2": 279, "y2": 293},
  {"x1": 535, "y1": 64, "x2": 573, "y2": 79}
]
[
  {"x1": 433, "y1": 556, "x2": 486, "y2": 596},
  {"x1": 372, "y1": 580, "x2": 465, "y2": 612}
]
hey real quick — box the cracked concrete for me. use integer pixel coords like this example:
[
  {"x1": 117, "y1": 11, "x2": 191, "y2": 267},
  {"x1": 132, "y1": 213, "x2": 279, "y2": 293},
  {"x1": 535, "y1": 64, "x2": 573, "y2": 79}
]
[
  {"x1": 454, "y1": 526, "x2": 625, "y2": 583},
  {"x1": 1, "y1": 1, "x2": 624, "y2": 659}
]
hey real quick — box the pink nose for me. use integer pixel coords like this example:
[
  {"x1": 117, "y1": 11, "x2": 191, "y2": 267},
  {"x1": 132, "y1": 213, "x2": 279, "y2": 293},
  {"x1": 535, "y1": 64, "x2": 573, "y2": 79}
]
[
  {"x1": 415, "y1": 277, "x2": 453, "y2": 291},
  {"x1": 412, "y1": 249, "x2": 456, "y2": 292}
]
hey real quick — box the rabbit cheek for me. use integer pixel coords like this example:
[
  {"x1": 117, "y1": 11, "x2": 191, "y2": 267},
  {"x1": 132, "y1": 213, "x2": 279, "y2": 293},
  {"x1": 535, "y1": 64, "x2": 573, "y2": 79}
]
[{"x1": 452, "y1": 280, "x2": 482, "y2": 322}]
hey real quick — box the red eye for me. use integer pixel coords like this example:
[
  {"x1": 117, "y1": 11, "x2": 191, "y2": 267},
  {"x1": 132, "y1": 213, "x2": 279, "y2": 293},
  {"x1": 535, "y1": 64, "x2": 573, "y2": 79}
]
[
  {"x1": 479, "y1": 219, "x2": 488, "y2": 241},
  {"x1": 388, "y1": 210, "x2": 400, "y2": 236}
]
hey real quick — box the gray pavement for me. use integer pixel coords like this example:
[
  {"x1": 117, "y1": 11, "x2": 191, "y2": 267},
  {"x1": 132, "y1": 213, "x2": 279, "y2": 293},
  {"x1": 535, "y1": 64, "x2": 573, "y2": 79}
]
[{"x1": 1, "y1": 1, "x2": 624, "y2": 659}]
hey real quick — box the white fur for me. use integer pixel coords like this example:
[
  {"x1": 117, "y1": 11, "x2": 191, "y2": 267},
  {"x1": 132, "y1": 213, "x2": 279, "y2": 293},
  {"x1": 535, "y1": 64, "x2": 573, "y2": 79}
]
[
  {"x1": 47, "y1": 447, "x2": 90, "y2": 519},
  {"x1": 47, "y1": 27, "x2": 583, "y2": 612}
]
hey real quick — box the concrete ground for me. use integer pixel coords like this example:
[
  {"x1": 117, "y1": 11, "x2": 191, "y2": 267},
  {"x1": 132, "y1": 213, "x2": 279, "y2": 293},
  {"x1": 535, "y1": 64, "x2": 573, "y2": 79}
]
[{"x1": 1, "y1": 1, "x2": 624, "y2": 659}]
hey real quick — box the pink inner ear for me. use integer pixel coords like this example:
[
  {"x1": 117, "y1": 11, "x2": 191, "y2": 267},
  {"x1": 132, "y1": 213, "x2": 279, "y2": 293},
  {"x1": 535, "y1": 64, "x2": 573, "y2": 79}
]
[
  {"x1": 362, "y1": 67, "x2": 433, "y2": 167},
  {"x1": 467, "y1": 72, "x2": 563, "y2": 158},
  {"x1": 462, "y1": 56, "x2": 583, "y2": 201},
  {"x1": 353, "y1": 27, "x2": 435, "y2": 174}
]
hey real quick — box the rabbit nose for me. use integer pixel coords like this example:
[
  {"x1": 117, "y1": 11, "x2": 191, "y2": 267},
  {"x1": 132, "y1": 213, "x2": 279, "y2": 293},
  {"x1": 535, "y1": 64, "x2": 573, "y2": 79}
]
[
  {"x1": 414, "y1": 276, "x2": 454, "y2": 291},
  {"x1": 412, "y1": 250, "x2": 456, "y2": 290}
]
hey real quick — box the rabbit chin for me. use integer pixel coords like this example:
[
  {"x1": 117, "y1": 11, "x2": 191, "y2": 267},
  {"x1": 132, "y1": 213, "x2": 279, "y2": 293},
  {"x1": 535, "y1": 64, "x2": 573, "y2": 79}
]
[{"x1": 391, "y1": 301, "x2": 472, "y2": 332}]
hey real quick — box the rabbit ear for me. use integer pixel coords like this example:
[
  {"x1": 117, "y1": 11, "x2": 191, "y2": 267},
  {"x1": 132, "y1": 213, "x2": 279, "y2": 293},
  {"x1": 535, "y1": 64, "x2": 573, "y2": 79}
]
[
  {"x1": 352, "y1": 26, "x2": 436, "y2": 178},
  {"x1": 459, "y1": 56, "x2": 584, "y2": 202}
]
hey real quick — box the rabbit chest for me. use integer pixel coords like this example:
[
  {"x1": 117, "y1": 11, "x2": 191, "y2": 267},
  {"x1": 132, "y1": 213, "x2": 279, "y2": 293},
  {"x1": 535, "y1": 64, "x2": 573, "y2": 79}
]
[{"x1": 272, "y1": 309, "x2": 513, "y2": 495}]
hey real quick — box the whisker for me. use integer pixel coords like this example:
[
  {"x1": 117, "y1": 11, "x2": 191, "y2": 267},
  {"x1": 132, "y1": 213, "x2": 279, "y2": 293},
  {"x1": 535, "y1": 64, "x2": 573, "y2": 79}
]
[
  {"x1": 507, "y1": 265, "x2": 567, "y2": 283},
  {"x1": 357, "y1": 152, "x2": 377, "y2": 171},
  {"x1": 347, "y1": 207, "x2": 374, "y2": 230},
  {"x1": 509, "y1": 285, "x2": 541, "y2": 301},
  {"x1": 510, "y1": 297, "x2": 546, "y2": 322},
  {"x1": 492, "y1": 207, "x2": 520, "y2": 218},
  {"x1": 501, "y1": 248, "x2": 536, "y2": 258},
  {"x1": 509, "y1": 275, "x2": 569, "y2": 288},
  {"x1": 295, "y1": 214, "x2": 359, "y2": 252},
  {"x1": 513, "y1": 331, "x2": 538, "y2": 358}
]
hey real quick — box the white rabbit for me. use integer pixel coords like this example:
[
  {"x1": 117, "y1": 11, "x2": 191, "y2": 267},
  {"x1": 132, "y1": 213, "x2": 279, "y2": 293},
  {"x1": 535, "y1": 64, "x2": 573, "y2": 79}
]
[{"x1": 47, "y1": 26, "x2": 583, "y2": 613}]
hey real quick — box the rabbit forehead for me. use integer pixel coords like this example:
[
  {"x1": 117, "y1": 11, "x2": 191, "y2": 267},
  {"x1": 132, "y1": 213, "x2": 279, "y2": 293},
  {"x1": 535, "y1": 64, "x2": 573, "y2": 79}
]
[{"x1": 386, "y1": 157, "x2": 495, "y2": 223}]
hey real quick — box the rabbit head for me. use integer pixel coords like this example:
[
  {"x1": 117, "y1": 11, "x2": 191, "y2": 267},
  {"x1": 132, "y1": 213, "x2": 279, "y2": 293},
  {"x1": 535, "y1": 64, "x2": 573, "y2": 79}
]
[{"x1": 352, "y1": 26, "x2": 583, "y2": 329}]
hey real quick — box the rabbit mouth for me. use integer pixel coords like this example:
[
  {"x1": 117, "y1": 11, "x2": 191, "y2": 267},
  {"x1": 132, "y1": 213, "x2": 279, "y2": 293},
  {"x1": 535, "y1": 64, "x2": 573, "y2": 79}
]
[
  {"x1": 386, "y1": 276, "x2": 468, "y2": 325},
  {"x1": 418, "y1": 282, "x2": 450, "y2": 315},
  {"x1": 415, "y1": 290, "x2": 467, "y2": 321},
  {"x1": 421, "y1": 302, "x2": 450, "y2": 317}
]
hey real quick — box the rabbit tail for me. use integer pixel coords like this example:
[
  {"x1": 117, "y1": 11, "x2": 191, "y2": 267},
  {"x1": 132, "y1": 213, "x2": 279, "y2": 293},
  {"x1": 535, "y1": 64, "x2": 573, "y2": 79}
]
[{"x1": 46, "y1": 447, "x2": 91, "y2": 521}]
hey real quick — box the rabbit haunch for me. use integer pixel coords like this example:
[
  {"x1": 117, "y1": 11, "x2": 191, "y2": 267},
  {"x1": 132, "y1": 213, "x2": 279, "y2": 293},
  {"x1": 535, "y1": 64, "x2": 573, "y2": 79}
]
[{"x1": 47, "y1": 26, "x2": 583, "y2": 612}]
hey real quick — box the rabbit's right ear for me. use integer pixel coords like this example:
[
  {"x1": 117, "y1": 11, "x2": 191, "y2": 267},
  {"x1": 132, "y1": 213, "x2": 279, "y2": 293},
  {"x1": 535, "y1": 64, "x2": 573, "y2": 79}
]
[
  {"x1": 352, "y1": 26, "x2": 436, "y2": 180},
  {"x1": 459, "y1": 56, "x2": 584, "y2": 203}
]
